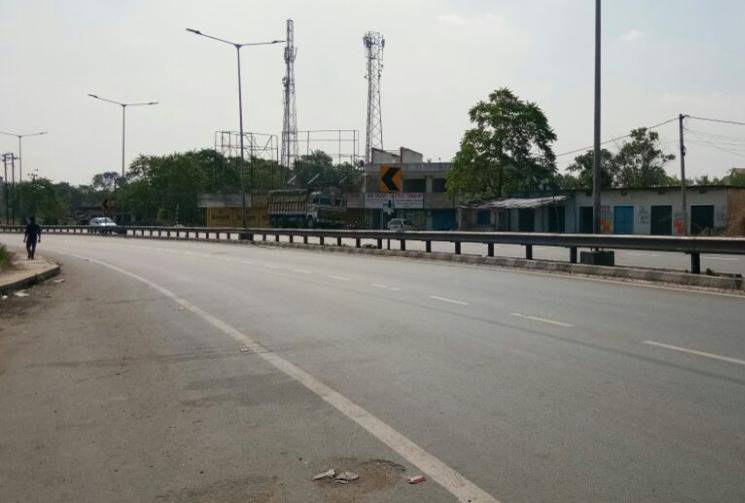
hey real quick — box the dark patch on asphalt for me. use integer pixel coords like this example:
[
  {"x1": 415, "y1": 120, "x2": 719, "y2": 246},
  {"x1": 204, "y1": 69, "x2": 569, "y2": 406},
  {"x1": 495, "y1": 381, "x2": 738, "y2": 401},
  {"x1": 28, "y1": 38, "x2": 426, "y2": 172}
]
[
  {"x1": 156, "y1": 475, "x2": 278, "y2": 502},
  {"x1": 26, "y1": 347, "x2": 246, "y2": 370},
  {"x1": 315, "y1": 457, "x2": 407, "y2": 502}
]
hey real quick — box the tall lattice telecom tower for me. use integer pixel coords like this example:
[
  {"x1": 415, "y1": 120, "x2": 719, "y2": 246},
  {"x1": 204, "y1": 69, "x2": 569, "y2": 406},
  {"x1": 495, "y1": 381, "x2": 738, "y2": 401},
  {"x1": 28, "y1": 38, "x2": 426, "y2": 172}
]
[
  {"x1": 281, "y1": 19, "x2": 298, "y2": 168},
  {"x1": 363, "y1": 31, "x2": 384, "y2": 164}
]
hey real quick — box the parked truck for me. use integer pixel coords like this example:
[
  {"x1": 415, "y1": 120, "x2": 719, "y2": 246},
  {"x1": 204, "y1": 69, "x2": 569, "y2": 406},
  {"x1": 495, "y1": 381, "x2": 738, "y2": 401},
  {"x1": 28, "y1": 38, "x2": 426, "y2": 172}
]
[{"x1": 267, "y1": 189, "x2": 347, "y2": 228}]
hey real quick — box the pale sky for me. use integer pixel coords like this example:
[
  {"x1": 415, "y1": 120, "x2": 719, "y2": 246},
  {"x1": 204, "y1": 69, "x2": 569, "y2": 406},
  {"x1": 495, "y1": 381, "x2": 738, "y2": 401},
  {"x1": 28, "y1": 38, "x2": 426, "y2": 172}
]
[{"x1": 2, "y1": 0, "x2": 745, "y2": 185}]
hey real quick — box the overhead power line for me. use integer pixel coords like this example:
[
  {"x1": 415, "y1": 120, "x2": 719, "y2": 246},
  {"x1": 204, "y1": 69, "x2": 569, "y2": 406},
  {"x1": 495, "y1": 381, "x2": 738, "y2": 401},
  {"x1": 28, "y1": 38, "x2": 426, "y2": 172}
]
[
  {"x1": 688, "y1": 116, "x2": 745, "y2": 127},
  {"x1": 556, "y1": 117, "x2": 678, "y2": 158}
]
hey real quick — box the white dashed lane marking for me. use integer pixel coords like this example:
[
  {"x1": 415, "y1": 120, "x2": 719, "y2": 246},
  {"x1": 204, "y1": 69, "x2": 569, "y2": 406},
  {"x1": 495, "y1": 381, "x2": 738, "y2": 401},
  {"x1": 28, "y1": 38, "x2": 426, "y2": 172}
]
[
  {"x1": 644, "y1": 341, "x2": 745, "y2": 367},
  {"x1": 328, "y1": 275, "x2": 350, "y2": 281},
  {"x1": 511, "y1": 312, "x2": 574, "y2": 328},
  {"x1": 428, "y1": 295, "x2": 469, "y2": 306}
]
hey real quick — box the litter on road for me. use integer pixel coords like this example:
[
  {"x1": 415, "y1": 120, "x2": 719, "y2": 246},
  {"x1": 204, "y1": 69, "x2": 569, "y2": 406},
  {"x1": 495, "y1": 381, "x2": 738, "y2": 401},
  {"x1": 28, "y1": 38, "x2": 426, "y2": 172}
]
[
  {"x1": 312, "y1": 468, "x2": 335, "y2": 481},
  {"x1": 14, "y1": 291, "x2": 30, "y2": 298},
  {"x1": 335, "y1": 471, "x2": 360, "y2": 483},
  {"x1": 407, "y1": 475, "x2": 426, "y2": 484}
]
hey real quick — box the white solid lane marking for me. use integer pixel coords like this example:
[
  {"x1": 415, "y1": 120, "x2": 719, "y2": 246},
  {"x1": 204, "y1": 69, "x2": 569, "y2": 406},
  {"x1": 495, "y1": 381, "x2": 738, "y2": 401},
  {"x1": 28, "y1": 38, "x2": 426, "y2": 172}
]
[
  {"x1": 429, "y1": 295, "x2": 469, "y2": 306},
  {"x1": 644, "y1": 341, "x2": 745, "y2": 366},
  {"x1": 706, "y1": 256, "x2": 738, "y2": 261},
  {"x1": 511, "y1": 312, "x2": 574, "y2": 328},
  {"x1": 64, "y1": 252, "x2": 499, "y2": 503},
  {"x1": 371, "y1": 283, "x2": 388, "y2": 289},
  {"x1": 624, "y1": 251, "x2": 661, "y2": 257},
  {"x1": 328, "y1": 275, "x2": 350, "y2": 281}
]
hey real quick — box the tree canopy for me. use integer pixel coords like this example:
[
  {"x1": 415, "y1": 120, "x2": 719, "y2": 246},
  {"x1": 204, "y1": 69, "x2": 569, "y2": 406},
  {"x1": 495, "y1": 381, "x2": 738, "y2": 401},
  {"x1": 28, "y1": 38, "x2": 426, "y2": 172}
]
[{"x1": 447, "y1": 88, "x2": 557, "y2": 199}]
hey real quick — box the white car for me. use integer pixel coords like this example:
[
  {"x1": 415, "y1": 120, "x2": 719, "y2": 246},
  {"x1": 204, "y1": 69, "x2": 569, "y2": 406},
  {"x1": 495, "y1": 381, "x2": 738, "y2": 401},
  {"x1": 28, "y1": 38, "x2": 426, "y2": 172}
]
[
  {"x1": 387, "y1": 218, "x2": 416, "y2": 232},
  {"x1": 89, "y1": 217, "x2": 118, "y2": 234}
]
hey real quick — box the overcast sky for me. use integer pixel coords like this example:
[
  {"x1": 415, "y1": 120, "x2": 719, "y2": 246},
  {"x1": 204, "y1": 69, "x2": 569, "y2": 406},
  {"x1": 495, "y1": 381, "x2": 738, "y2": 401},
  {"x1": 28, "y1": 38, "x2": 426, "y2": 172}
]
[{"x1": 3, "y1": 0, "x2": 745, "y2": 185}]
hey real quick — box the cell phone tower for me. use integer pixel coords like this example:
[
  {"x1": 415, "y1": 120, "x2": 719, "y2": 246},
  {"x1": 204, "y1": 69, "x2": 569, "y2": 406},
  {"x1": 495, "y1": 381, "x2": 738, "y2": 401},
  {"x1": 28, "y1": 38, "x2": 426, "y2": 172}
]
[
  {"x1": 363, "y1": 31, "x2": 384, "y2": 164},
  {"x1": 281, "y1": 19, "x2": 298, "y2": 169}
]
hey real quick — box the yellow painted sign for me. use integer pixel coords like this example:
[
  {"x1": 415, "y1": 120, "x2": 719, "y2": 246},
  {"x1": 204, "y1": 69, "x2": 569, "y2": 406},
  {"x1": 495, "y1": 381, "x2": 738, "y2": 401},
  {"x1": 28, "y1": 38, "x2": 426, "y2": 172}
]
[{"x1": 379, "y1": 165, "x2": 403, "y2": 192}]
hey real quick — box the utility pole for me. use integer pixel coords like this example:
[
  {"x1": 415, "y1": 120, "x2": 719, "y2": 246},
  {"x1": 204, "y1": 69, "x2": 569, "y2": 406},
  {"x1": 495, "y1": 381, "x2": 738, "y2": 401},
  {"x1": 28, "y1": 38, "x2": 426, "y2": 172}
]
[
  {"x1": 592, "y1": 0, "x2": 602, "y2": 234},
  {"x1": 679, "y1": 113, "x2": 689, "y2": 235}
]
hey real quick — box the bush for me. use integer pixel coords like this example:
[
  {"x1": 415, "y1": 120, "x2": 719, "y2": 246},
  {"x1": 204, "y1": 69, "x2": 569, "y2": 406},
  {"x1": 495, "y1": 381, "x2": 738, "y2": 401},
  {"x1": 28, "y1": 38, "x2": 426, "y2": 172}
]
[{"x1": 0, "y1": 245, "x2": 11, "y2": 271}]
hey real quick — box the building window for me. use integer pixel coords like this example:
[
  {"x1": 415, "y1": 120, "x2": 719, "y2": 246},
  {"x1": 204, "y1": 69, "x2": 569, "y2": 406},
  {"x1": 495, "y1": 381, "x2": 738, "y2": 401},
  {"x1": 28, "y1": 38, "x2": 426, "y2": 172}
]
[
  {"x1": 432, "y1": 178, "x2": 447, "y2": 193},
  {"x1": 477, "y1": 209, "x2": 491, "y2": 226},
  {"x1": 403, "y1": 178, "x2": 426, "y2": 193}
]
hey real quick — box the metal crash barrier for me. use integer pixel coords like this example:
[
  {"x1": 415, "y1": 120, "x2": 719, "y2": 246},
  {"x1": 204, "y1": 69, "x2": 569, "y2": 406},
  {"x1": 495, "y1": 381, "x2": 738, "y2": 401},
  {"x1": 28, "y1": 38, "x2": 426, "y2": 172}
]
[{"x1": 2, "y1": 224, "x2": 744, "y2": 274}]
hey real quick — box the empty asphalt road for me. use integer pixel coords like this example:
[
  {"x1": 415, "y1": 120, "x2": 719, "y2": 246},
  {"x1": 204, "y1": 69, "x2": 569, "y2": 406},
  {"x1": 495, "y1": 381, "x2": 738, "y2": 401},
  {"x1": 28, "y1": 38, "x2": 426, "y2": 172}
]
[{"x1": 1, "y1": 234, "x2": 744, "y2": 502}]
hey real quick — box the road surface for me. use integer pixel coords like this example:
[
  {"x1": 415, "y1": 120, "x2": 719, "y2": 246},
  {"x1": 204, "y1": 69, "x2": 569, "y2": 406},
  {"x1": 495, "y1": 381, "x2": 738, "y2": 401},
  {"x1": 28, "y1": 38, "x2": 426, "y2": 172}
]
[{"x1": 1, "y1": 234, "x2": 744, "y2": 502}]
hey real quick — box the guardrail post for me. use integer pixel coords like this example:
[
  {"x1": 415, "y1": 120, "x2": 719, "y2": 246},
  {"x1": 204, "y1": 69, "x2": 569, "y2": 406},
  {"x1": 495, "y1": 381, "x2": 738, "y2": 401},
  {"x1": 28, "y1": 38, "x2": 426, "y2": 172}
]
[
  {"x1": 525, "y1": 244, "x2": 533, "y2": 260},
  {"x1": 690, "y1": 253, "x2": 701, "y2": 274},
  {"x1": 426, "y1": 240, "x2": 432, "y2": 253},
  {"x1": 377, "y1": 238, "x2": 383, "y2": 249},
  {"x1": 455, "y1": 242, "x2": 461, "y2": 255},
  {"x1": 303, "y1": 235, "x2": 308, "y2": 244},
  {"x1": 487, "y1": 243, "x2": 494, "y2": 257},
  {"x1": 570, "y1": 247, "x2": 578, "y2": 264},
  {"x1": 400, "y1": 239, "x2": 406, "y2": 251},
  {"x1": 320, "y1": 236, "x2": 325, "y2": 246},
  {"x1": 337, "y1": 237, "x2": 342, "y2": 246},
  {"x1": 262, "y1": 233, "x2": 267, "y2": 241},
  {"x1": 289, "y1": 235, "x2": 294, "y2": 243},
  {"x1": 356, "y1": 237, "x2": 361, "y2": 248},
  {"x1": 275, "y1": 234, "x2": 280, "y2": 242}
]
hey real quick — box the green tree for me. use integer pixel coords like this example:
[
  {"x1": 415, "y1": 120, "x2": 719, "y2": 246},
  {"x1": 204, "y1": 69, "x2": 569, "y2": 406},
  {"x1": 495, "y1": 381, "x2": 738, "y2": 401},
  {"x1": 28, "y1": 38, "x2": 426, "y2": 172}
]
[
  {"x1": 565, "y1": 148, "x2": 617, "y2": 190},
  {"x1": 447, "y1": 88, "x2": 557, "y2": 199},
  {"x1": 723, "y1": 168, "x2": 745, "y2": 187},
  {"x1": 91, "y1": 171, "x2": 121, "y2": 192},
  {"x1": 614, "y1": 128, "x2": 675, "y2": 188},
  {"x1": 15, "y1": 178, "x2": 69, "y2": 224}
]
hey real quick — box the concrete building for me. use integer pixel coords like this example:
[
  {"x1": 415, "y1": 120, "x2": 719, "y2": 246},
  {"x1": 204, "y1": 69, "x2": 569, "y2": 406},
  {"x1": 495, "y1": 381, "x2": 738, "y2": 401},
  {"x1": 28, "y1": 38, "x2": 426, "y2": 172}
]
[
  {"x1": 352, "y1": 147, "x2": 456, "y2": 230},
  {"x1": 459, "y1": 185, "x2": 745, "y2": 236}
]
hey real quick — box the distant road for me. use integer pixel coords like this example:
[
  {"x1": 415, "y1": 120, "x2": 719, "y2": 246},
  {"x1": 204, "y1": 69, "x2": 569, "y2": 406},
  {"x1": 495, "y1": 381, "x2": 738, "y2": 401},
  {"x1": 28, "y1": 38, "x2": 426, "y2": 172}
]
[{"x1": 2, "y1": 234, "x2": 744, "y2": 502}]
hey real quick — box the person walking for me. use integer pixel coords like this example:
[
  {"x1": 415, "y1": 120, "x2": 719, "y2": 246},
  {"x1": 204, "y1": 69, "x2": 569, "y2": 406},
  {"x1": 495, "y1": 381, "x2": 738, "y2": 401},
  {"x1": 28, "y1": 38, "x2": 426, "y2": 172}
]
[{"x1": 23, "y1": 217, "x2": 42, "y2": 260}]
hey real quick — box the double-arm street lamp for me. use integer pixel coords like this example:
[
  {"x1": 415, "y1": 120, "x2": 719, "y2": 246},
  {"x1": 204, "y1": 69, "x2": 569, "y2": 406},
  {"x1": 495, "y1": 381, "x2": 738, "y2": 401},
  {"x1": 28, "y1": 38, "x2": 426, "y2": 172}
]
[
  {"x1": 88, "y1": 94, "x2": 158, "y2": 177},
  {"x1": 186, "y1": 27, "x2": 284, "y2": 227},
  {"x1": 0, "y1": 130, "x2": 47, "y2": 183}
]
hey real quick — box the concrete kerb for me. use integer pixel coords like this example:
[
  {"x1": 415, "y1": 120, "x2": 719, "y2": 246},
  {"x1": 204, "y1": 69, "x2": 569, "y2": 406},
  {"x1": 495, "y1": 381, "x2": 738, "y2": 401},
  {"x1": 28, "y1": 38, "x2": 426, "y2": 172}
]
[
  {"x1": 249, "y1": 240, "x2": 745, "y2": 292},
  {"x1": 0, "y1": 259, "x2": 61, "y2": 296}
]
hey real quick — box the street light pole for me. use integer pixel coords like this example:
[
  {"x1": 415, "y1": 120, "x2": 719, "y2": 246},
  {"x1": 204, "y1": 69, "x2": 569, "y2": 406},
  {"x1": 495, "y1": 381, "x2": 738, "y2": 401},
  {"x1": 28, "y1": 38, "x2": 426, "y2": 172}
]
[
  {"x1": 0, "y1": 131, "x2": 47, "y2": 183},
  {"x1": 186, "y1": 28, "x2": 285, "y2": 228},
  {"x1": 122, "y1": 105, "x2": 127, "y2": 178},
  {"x1": 592, "y1": 0, "x2": 602, "y2": 234},
  {"x1": 88, "y1": 94, "x2": 158, "y2": 177}
]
